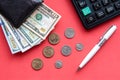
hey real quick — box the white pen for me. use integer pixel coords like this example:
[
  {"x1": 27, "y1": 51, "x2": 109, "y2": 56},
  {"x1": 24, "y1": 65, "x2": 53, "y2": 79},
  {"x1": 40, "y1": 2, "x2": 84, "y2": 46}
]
[{"x1": 77, "y1": 25, "x2": 117, "y2": 71}]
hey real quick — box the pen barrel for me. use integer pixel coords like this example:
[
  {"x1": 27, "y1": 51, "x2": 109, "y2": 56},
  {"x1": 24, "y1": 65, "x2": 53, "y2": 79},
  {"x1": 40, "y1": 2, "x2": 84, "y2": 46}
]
[
  {"x1": 79, "y1": 45, "x2": 100, "y2": 68},
  {"x1": 79, "y1": 25, "x2": 117, "y2": 69},
  {"x1": 104, "y1": 25, "x2": 117, "y2": 40}
]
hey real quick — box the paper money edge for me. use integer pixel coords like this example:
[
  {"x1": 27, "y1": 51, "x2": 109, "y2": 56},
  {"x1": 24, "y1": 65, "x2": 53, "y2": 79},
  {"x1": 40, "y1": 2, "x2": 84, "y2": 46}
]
[
  {"x1": 17, "y1": 25, "x2": 43, "y2": 46},
  {"x1": 0, "y1": 15, "x2": 31, "y2": 53},
  {"x1": 0, "y1": 18, "x2": 21, "y2": 54}
]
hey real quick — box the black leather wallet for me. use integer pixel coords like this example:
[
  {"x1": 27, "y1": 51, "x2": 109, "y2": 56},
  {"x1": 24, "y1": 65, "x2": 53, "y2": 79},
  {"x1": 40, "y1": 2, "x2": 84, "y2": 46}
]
[{"x1": 0, "y1": 0, "x2": 43, "y2": 28}]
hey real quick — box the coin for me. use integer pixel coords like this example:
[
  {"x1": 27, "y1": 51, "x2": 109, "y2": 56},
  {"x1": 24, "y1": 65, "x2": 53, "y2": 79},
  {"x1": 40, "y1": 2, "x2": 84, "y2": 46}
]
[
  {"x1": 61, "y1": 45, "x2": 72, "y2": 56},
  {"x1": 55, "y1": 60, "x2": 63, "y2": 69},
  {"x1": 31, "y1": 58, "x2": 43, "y2": 70},
  {"x1": 64, "y1": 28, "x2": 75, "y2": 39},
  {"x1": 76, "y1": 43, "x2": 84, "y2": 51},
  {"x1": 43, "y1": 46, "x2": 54, "y2": 58},
  {"x1": 48, "y1": 33, "x2": 60, "y2": 45}
]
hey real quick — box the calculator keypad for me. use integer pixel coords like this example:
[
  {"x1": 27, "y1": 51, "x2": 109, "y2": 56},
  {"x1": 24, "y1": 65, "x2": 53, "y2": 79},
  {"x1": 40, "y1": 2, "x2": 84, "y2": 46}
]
[{"x1": 72, "y1": 0, "x2": 120, "y2": 29}]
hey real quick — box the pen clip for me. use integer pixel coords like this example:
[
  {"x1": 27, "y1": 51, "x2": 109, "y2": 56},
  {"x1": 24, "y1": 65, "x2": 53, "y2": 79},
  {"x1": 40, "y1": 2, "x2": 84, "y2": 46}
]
[
  {"x1": 99, "y1": 25, "x2": 115, "y2": 41},
  {"x1": 100, "y1": 25, "x2": 114, "y2": 40}
]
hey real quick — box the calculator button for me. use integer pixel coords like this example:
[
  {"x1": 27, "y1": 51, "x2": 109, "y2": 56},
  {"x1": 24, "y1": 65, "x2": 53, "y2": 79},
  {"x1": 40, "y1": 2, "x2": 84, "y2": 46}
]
[
  {"x1": 82, "y1": 7, "x2": 91, "y2": 16},
  {"x1": 102, "y1": 0, "x2": 110, "y2": 6},
  {"x1": 93, "y1": 2, "x2": 101, "y2": 10},
  {"x1": 115, "y1": 1, "x2": 120, "y2": 9},
  {"x1": 96, "y1": 10, "x2": 105, "y2": 18},
  {"x1": 86, "y1": 15, "x2": 96, "y2": 23},
  {"x1": 106, "y1": 6, "x2": 114, "y2": 13},
  {"x1": 78, "y1": 1, "x2": 86, "y2": 8}
]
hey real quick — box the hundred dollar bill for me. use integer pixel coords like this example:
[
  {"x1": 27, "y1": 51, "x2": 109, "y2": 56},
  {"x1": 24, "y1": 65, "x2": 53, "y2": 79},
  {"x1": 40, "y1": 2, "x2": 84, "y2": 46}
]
[
  {"x1": 23, "y1": 3, "x2": 61, "y2": 39},
  {"x1": 0, "y1": 16, "x2": 31, "y2": 53},
  {"x1": 0, "y1": 19, "x2": 20, "y2": 54},
  {"x1": 18, "y1": 25, "x2": 43, "y2": 46}
]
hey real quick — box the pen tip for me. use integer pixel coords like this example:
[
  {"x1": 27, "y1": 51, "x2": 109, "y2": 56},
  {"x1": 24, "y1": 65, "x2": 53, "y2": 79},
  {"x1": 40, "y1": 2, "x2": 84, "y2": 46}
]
[{"x1": 77, "y1": 67, "x2": 81, "y2": 72}]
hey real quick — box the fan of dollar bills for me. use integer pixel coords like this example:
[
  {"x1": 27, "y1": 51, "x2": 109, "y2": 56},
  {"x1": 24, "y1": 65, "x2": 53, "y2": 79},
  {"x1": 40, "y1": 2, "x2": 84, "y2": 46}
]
[{"x1": 0, "y1": 3, "x2": 61, "y2": 54}]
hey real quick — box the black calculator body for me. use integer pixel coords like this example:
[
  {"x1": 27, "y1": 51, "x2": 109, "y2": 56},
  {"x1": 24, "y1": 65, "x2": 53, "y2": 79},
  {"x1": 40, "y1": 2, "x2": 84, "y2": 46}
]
[{"x1": 72, "y1": 0, "x2": 120, "y2": 29}]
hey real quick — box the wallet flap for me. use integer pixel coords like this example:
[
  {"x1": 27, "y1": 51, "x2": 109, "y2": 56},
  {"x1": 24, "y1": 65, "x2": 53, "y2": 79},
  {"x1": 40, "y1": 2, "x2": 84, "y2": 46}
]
[{"x1": 0, "y1": 0, "x2": 43, "y2": 28}]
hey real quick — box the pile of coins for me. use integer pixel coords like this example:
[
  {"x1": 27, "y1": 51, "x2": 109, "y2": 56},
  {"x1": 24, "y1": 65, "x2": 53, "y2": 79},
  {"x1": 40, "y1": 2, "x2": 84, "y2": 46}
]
[{"x1": 31, "y1": 28, "x2": 84, "y2": 70}]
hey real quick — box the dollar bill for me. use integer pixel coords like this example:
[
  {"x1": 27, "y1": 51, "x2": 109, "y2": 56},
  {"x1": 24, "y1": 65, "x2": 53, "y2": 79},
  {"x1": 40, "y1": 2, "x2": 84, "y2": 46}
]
[
  {"x1": 23, "y1": 3, "x2": 61, "y2": 39},
  {"x1": 0, "y1": 3, "x2": 61, "y2": 54},
  {"x1": 35, "y1": 40, "x2": 42, "y2": 46},
  {"x1": 0, "y1": 18, "x2": 20, "y2": 54},
  {"x1": 0, "y1": 16, "x2": 32, "y2": 53},
  {"x1": 8, "y1": 24, "x2": 32, "y2": 53},
  {"x1": 18, "y1": 25, "x2": 43, "y2": 46}
]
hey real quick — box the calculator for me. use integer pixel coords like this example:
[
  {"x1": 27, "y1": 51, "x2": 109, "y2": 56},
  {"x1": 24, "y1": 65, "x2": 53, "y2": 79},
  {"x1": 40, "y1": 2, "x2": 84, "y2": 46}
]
[{"x1": 72, "y1": 0, "x2": 120, "y2": 29}]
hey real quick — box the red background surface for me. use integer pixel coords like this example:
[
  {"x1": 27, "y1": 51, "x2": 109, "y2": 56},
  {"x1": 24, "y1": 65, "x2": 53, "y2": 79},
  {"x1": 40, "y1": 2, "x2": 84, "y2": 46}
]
[{"x1": 0, "y1": 0, "x2": 120, "y2": 80}]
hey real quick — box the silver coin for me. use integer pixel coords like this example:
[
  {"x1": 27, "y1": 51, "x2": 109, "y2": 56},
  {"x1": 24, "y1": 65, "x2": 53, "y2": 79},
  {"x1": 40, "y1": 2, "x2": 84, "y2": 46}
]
[
  {"x1": 55, "y1": 60, "x2": 63, "y2": 69},
  {"x1": 61, "y1": 45, "x2": 72, "y2": 56},
  {"x1": 64, "y1": 28, "x2": 75, "y2": 39},
  {"x1": 76, "y1": 43, "x2": 84, "y2": 51}
]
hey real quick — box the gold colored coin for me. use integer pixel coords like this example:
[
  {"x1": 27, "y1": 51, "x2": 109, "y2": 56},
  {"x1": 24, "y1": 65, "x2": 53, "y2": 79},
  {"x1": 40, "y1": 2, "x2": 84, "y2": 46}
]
[
  {"x1": 31, "y1": 58, "x2": 43, "y2": 70},
  {"x1": 48, "y1": 33, "x2": 60, "y2": 45},
  {"x1": 43, "y1": 46, "x2": 54, "y2": 58}
]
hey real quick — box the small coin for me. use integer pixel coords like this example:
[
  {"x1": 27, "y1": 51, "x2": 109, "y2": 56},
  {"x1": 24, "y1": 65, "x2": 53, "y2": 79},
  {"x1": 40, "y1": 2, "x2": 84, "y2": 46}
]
[
  {"x1": 64, "y1": 28, "x2": 75, "y2": 39},
  {"x1": 43, "y1": 46, "x2": 54, "y2": 58},
  {"x1": 76, "y1": 43, "x2": 84, "y2": 51},
  {"x1": 55, "y1": 60, "x2": 63, "y2": 69},
  {"x1": 48, "y1": 33, "x2": 60, "y2": 45},
  {"x1": 31, "y1": 58, "x2": 43, "y2": 70},
  {"x1": 61, "y1": 45, "x2": 72, "y2": 56}
]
